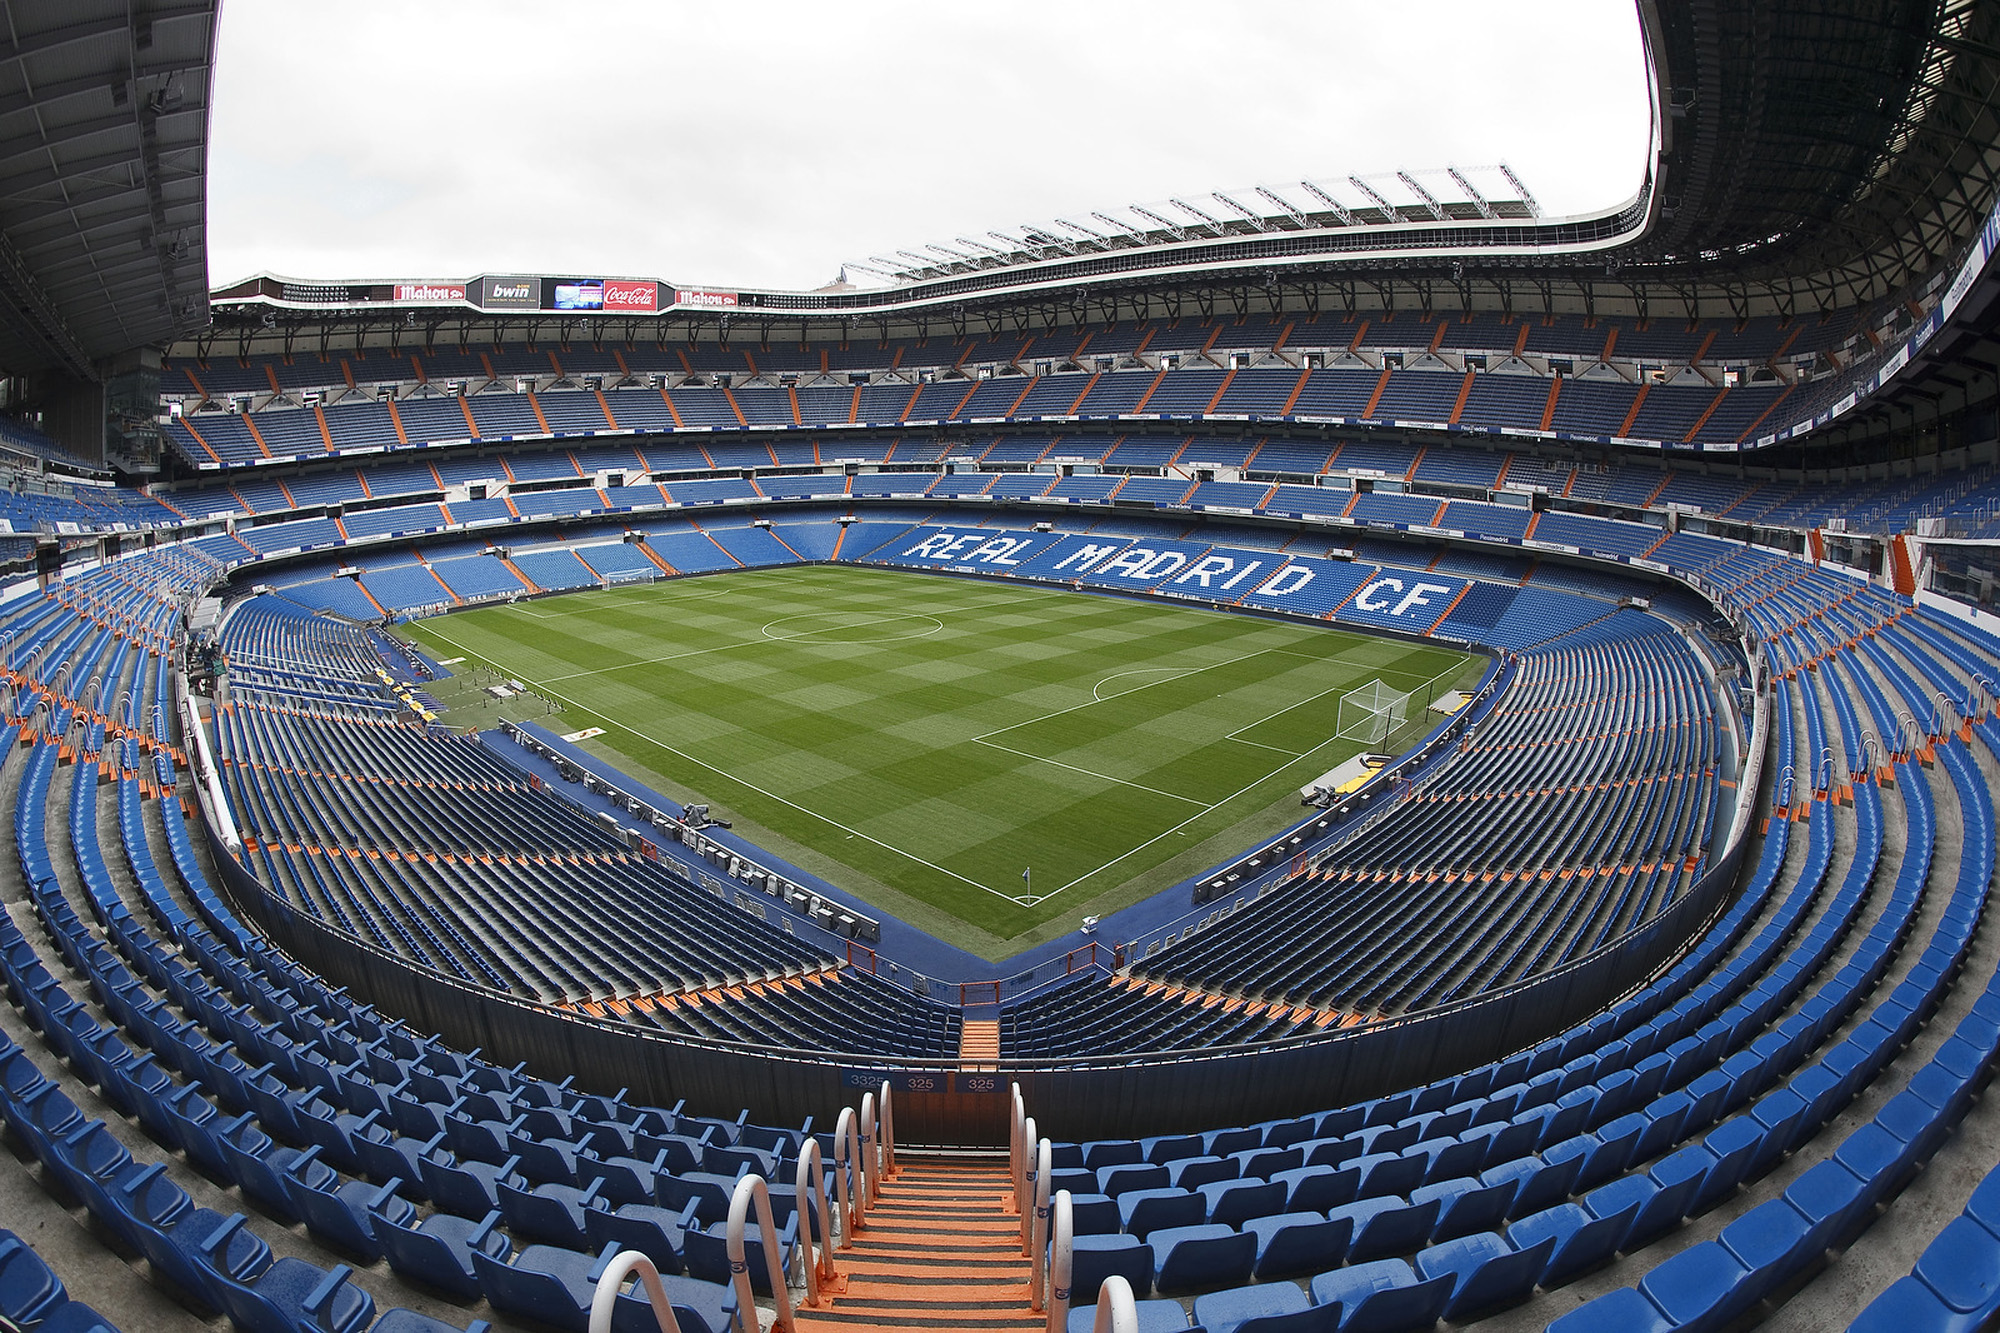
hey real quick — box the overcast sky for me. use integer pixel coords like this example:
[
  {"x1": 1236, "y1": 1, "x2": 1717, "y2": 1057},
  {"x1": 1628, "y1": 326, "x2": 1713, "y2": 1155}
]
[{"x1": 206, "y1": 1, "x2": 1652, "y2": 294}]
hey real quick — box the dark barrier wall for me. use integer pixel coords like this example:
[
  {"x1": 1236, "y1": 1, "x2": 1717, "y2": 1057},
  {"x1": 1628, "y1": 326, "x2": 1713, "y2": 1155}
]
[{"x1": 205, "y1": 813, "x2": 1748, "y2": 1144}]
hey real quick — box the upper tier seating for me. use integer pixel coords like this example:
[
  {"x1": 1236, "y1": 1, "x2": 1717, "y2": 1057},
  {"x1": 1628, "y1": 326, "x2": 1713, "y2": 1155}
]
[
  {"x1": 146, "y1": 434, "x2": 2000, "y2": 543},
  {"x1": 156, "y1": 359, "x2": 1847, "y2": 471},
  {"x1": 158, "y1": 309, "x2": 1877, "y2": 407}
]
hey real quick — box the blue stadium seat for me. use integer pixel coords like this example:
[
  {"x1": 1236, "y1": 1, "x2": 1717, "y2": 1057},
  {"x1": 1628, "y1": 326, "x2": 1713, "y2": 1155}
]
[
  {"x1": 1190, "y1": 1282, "x2": 1319, "y2": 1333},
  {"x1": 1415, "y1": 1231, "x2": 1555, "y2": 1321},
  {"x1": 373, "y1": 1207, "x2": 510, "y2": 1299},
  {"x1": 1067, "y1": 1234, "x2": 1154, "y2": 1304},
  {"x1": 1309, "y1": 1258, "x2": 1452, "y2": 1333},
  {"x1": 1245, "y1": 1211, "x2": 1349, "y2": 1279},
  {"x1": 1148, "y1": 1223, "x2": 1255, "y2": 1294},
  {"x1": 1066, "y1": 1297, "x2": 1194, "y2": 1332}
]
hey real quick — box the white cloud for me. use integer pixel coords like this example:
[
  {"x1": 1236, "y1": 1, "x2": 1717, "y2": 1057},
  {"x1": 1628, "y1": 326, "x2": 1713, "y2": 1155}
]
[{"x1": 207, "y1": 0, "x2": 1651, "y2": 292}]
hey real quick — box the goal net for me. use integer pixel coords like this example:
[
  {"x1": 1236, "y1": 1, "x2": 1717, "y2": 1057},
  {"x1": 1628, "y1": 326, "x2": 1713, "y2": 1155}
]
[{"x1": 1336, "y1": 678, "x2": 1411, "y2": 746}]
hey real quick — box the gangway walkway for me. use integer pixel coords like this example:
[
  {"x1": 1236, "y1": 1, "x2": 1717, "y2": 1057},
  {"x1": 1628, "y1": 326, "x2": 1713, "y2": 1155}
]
[{"x1": 794, "y1": 1156, "x2": 1041, "y2": 1332}]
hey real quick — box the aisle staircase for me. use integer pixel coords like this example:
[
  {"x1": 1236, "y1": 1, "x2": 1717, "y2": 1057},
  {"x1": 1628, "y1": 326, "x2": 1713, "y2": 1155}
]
[
  {"x1": 794, "y1": 1156, "x2": 1042, "y2": 1332},
  {"x1": 960, "y1": 1017, "x2": 1001, "y2": 1067}
]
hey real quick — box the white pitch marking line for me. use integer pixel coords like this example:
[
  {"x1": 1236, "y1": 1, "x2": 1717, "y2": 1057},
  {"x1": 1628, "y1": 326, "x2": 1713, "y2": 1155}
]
[
  {"x1": 612, "y1": 580, "x2": 731, "y2": 602},
  {"x1": 536, "y1": 607, "x2": 952, "y2": 683},
  {"x1": 970, "y1": 645, "x2": 1282, "y2": 745},
  {"x1": 482, "y1": 571, "x2": 1056, "y2": 687},
  {"x1": 971, "y1": 739, "x2": 1209, "y2": 805},
  {"x1": 1262, "y1": 652, "x2": 1476, "y2": 750},
  {"x1": 1092, "y1": 666, "x2": 1190, "y2": 702},
  {"x1": 538, "y1": 635, "x2": 766, "y2": 683},
  {"x1": 1217, "y1": 654, "x2": 1463, "y2": 753},
  {"x1": 758, "y1": 611, "x2": 945, "y2": 644},
  {"x1": 1043, "y1": 729, "x2": 1360, "y2": 897}
]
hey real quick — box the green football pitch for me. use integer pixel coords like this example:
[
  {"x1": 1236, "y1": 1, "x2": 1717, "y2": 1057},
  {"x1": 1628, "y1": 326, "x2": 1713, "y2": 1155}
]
[{"x1": 404, "y1": 565, "x2": 1485, "y2": 960}]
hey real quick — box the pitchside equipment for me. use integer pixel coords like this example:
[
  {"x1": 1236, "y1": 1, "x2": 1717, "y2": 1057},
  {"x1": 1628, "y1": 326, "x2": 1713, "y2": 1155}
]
[{"x1": 1336, "y1": 678, "x2": 1410, "y2": 745}]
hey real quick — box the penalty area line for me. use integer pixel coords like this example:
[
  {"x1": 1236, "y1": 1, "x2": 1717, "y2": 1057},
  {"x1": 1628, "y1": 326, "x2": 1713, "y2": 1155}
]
[{"x1": 970, "y1": 739, "x2": 1210, "y2": 805}]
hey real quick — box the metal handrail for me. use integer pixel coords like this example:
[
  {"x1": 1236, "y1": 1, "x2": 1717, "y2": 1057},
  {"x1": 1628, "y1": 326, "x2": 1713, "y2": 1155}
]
[
  {"x1": 877, "y1": 1079, "x2": 896, "y2": 1179},
  {"x1": 725, "y1": 1173, "x2": 794, "y2": 1333},
  {"x1": 832, "y1": 1105, "x2": 866, "y2": 1244},
  {"x1": 1010, "y1": 1082, "x2": 1026, "y2": 1221},
  {"x1": 859, "y1": 1090, "x2": 879, "y2": 1213},
  {"x1": 1044, "y1": 1188, "x2": 1074, "y2": 1333},
  {"x1": 1029, "y1": 1137, "x2": 1053, "y2": 1309},
  {"x1": 1018, "y1": 1114, "x2": 1038, "y2": 1255},
  {"x1": 587, "y1": 1250, "x2": 683, "y2": 1333},
  {"x1": 1086, "y1": 1277, "x2": 1140, "y2": 1333},
  {"x1": 794, "y1": 1136, "x2": 837, "y2": 1306}
]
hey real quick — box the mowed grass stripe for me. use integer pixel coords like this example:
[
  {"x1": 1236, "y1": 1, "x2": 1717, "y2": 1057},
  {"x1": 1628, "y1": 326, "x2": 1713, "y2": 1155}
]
[{"x1": 407, "y1": 565, "x2": 1479, "y2": 951}]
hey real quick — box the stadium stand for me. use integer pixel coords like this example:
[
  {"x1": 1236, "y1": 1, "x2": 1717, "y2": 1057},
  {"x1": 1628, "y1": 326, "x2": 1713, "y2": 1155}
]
[{"x1": 6, "y1": 1, "x2": 2000, "y2": 1329}]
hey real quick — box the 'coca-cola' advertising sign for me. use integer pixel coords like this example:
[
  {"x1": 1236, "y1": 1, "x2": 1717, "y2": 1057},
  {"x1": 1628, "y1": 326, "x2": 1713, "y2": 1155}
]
[
  {"x1": 602, "y1": 280, "x2": 658, "y2": 313},
  {"x1": 394, "y1": 281, "x2": 467, "y2": 303},
  {"x1": 674, "y1": 288, "x2": 738, "y2": 308}
]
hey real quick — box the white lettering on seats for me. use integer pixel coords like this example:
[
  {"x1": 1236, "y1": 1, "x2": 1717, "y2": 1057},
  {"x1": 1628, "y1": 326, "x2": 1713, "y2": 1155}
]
[
  {"x1": 1354, "y1": 576, "x2": 1454, "y2": 617},
  {"x1": 1054, "y1": 542, "x2": 1122, "y2": 571},
  {"x1": 1256, "y1": 564, "x2": 1315, "y2": 597}
]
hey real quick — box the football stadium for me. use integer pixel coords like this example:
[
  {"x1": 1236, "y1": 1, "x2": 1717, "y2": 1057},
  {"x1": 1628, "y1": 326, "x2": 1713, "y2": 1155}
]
[{"x1": 1, "y1": 1, "x2": 1999, "y2": 1330}]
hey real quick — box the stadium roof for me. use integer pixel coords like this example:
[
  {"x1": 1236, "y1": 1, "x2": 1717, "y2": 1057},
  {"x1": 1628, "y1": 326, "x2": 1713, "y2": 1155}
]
[
  {"x1": 0, "y1": 0, "x2": 216, "y2": 381},
  {"x1": 1635, "y1": 0, "x2": 1999, "y2": 305},
  {"x1": 193, "y1": 0, "x2": 2000, "y2": 344}
]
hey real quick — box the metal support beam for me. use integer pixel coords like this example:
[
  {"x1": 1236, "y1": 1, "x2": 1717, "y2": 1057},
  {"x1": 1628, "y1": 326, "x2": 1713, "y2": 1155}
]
[
  {"x1": 1499, "y1": 164, "x2": 1544, "y2": 218},
  {"x1": 1298, "y1": 179, "x2": 1361, "y2": 226},
  {"x1": 1348, "y1": 175, "x2": 1398, "y2": 215},
  {"x1": 1396, "y1": 171, "x2": 1447, "y2": 220},
  {"x1": 1127, "y1": 204, "x2": 1188, "y2": 242},
  {"x1": 1253, "y1": 186, "x2": 1314, "y2": 228},
  {"x1": 1168, "y1": 196, "x2": 1229, "y2": 237},
  {"x1": 1447, "y1": 167, "x2": 1499, "y2": 220},
  {"x1": 1212, "y1": 192, "x2": 1271, "y2": 231}
]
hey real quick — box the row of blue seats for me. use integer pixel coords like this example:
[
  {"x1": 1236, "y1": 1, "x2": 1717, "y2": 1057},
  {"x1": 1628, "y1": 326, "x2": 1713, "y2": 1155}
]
[
  {"x1": 160, "y1": 306, "x2": 1861, "y2": 402},
  {"x1": 1853, "y1": 1159, "x2": 2000, "y2": 1330},
  {"x1": 1551, "y1": 716, "x2": 2000, "y2": 1331},
  {"x1": 0, "y1": 1228, "x2": 120, "y2": 1333}
]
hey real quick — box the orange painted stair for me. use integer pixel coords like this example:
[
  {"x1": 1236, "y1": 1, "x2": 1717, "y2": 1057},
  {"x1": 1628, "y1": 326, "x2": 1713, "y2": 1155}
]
[
  {"x1": 794, "y1": 1157, "x2": 1039, "y2": 1332},
  {"x1": 959, "y1": 1019, "x2": 1000, "y2": 1068}
]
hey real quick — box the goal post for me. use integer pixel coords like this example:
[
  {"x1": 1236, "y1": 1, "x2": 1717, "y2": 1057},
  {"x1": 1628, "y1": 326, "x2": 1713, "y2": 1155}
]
[{"x1": 1336, "y1": 678, "x2": 1411, "y2": 746}]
